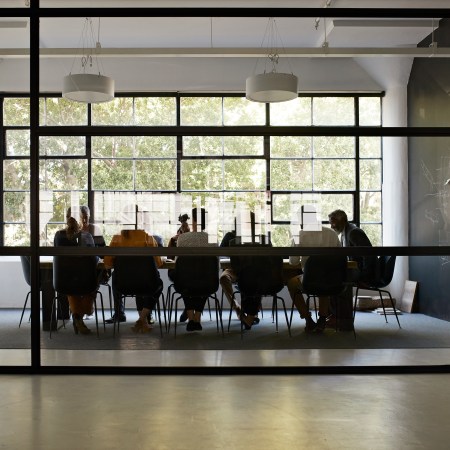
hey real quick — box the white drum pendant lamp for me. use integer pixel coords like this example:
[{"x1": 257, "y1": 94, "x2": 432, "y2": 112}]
[
  {"x1": 63, "y1": 73, "x2": 114, "y2": 103},
  {"x1": 246, "y1": 72, "x2": 298, "y2": 103},
  {"x1": 246, "y1": 17, "x2": 298, "y2": 103},
  {"x1": 62, "y1": 18, "x2": 114, "y2": 104}
]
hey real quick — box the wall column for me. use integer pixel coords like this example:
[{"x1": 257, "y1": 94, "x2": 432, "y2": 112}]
[{"x1": 355, "y1": 57, "x2": 413, "y2": 301}]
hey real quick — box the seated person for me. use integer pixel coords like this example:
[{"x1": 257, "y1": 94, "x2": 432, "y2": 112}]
[
  {"x1": 287, "y1": 206, "x2": 341, "y2": 333},
  {"x1": 169, "y1": 207, "x2": 212, "y2": 332},
  {"x1": 328, "y1": 209, "x2": 376, "y2": 286},
  {"x1": 103, "y1": 229, "x2": 163, "y2": 333},
  {"x1": 168, "y1": 213, "x2": 190, "y2": 248},
  {"x1": 54, "y1": 215, "x2": 98, "y2": 335}
]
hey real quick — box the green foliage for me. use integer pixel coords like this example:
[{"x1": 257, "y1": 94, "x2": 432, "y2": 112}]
[
  {"x1": 271, "y1": 159, "x2": 312, "y2": 191},
  {"x1": 39, "y1": 136, "x2": 86, "y2": 156},
  {"x1": 40, "y1": 97, "x2": 87, "y2": 126},
  {"x1": 3, "y1": 98, "x2": 29, "y2": 126},
  {"x1": 5, "y1": 130, "x2": 30, "y2": 156},
  {"x1": 180, "y1": 97, "x2": 222, "y2": 126},
  {"x1": 270, "y1": 136, "x2": 311, "y2": 158}
]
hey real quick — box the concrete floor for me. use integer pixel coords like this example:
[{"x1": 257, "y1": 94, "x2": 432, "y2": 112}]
[{"x1": 1, "y1": 373, "x2": 449, "y2": 449}]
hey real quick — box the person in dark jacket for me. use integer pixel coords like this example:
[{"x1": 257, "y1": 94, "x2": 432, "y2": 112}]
[{"x1": 328, "y1": 209, "x2": 376, "y2": 285}]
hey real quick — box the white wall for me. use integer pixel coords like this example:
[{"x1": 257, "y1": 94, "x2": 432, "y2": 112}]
[{"x1": 356, "y1": 57, "x2": 413, "y2": 301}]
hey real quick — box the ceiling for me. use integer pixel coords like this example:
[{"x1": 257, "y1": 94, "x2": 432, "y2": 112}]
[{"x1": 1, "y1": 1, "x2": 449, "y2": 93}]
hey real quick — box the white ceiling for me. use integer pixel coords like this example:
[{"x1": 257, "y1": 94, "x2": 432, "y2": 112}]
[{"x1": 0, "y1": 1, "x2": 449, "y2": 93}]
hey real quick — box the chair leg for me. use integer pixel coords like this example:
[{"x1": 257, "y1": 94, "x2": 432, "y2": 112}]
[
  {"x1": 158, "y1": 292, "x2": 167, "y2": 333},
  {"x1": 212, "y1": 294, "x2": 224, "y2": 337},
  {"x1": 113, "y1": 295, "x2": 126, "y2": 338},
  {"x1": 380, "y1": 289, "x2": 401, "y2": 329},
  {"x1": 173, "y1": 295, "x2": 182, "y2": 338},
  {"x1": 49, "y1": 295, "x2": 66, "y2": 338},
  {"x1": 155, "y1": 294, "x2": 164, "y2": 338},
  {"x1": 276, "y1": 295, "x2": 291, "y2": 337},
  {"x1": 94, "y1": 290, "x2": 105, "y2": 338},
  {"x1": 105, "y1": 283, "x2": 113, "y2": 316},
  {"x1": 19, "y1": 291, "x2": 31, "y2": 328},
  {"x1": 93, "y1": 294, "x2": 100, "y2": 339},
  {"x1": 353, "y1": 286, "x2": 360, "y2": 320},
  {"x1": 227, "y1": 293, "x2": 236, "y2": 332}
]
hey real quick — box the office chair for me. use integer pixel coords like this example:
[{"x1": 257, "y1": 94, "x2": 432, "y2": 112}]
[
  {"x1": 229, "y1": 250, "x2": 291, "y2": 338},
  {"x1": 51, "y1": 255, "x2": 105, "y2": 338},
  {"x1": 290, "y1": 254, "x2": 350, "y2": 336},
  {"x1": 112, "y1": 255, "x2": 165, "y2": 337},
  {"x1": 169, "y1": 255, "x2": 223, "y2": 337},
  {"x1": 354, "y1": 255, "x2": 401, "y2": 328}
]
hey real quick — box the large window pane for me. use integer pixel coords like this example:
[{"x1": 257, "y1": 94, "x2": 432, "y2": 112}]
[
  {"x1": 320, "y1": 194, "x2": 354, "y2": 221},
  {"x1": 92, "y1": 136, "x2": 134, "y2": 158},
  {"x1": 3, "y1": 160, "x2": 30, "y2": 190},
  {"x1": 134, "y1": 97, "x2": 177, "y2": 126},
  {"x1": 39, "y1": 97, "x2": 87, "y2": 126},
  {"x1": 44, "y1": 191, "x2": 89, "y2": 224},
  {"x1": 359, "y1": 97, "x2": 381, "y2": 126},
  {"x1": 183, "y1": 136, "x2": 223, "y2": 157},
  {"x1": 92, "y1": 97, "x2": 134, "y2": 125},
  {"x1": 5, "y1": 130, "x2": 30, "y2": 156},
  {"x1": 181, "y1": 160, "x2": 223, "y2": 190},
  {"x1": 313, "y1": 136, "x2": 354, "y2": 158},
  {"x1": 223, "y1": 97, "x2": 265, "y2": 125},
  {"x1": 360, "y1": 191, "x2": 382, "y2": 222},
  {"x1": 3, "y1": 98, "x2": 29, "y2": 126},
  {"x1": 136, "y1": 136, "x2": 177, "y2": 158},
  {"x1": 39, "y1": 160, "x2": 87, "y2": 190},
  {"x1": 313, "y1": 97, "x2": 355, "y2": 125},
  {"x1": 360, "y1": 160, "x2": 382, "y2": 190},
  {"x1": 4, "y1": 225, "x2": 30, "y2": 246},
  {"x1": 314, "y1": 159, "x2": 355, "y2": 190},
  {"x1": 183, "y1": 136, "x2": 263, "y2": 157},
  {"x1": 270, "y1": 97, "x2": 311, "y2": 126},
  {"x1": 135, "y1": 160, "x2": 177, "y2": 190},
  {"x1": 360, "y1": 136, "x2": 382, "y2": 158},
  {"x1": 39, "y1": 136, "x2": 86, "y2": 156},
  {"x1": 3, "y1": 192, "x2": 29, "y2": 222},
  {"x1": 270, "y1": 136, "x2": 311, "y2": 158},
  {"x1": 224, "y1": 160, "x2": 266, "y2": 191},
  {"x1": 272, "y1": 193, "x2": 353, "y2": 222},
  {"x1": 92, "y1": 159, "x2": 133, "y2": 190},
  {"x1": 180, "y1": 97, "x2": 222, "y2": 126},
  {"x1": 361, "y1": 223, "x2": 382, "y2": 246},
  {"x1": 93, "y1": 136, "x2": 177, "y2": 159},
  {"x1": 271, "y1": 160, "x2": 312, "y2": 191}
]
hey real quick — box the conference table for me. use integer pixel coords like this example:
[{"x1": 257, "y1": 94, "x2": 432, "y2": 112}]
[{"x1": 38, "y1": 258, "x2": 357, "y2": 331}]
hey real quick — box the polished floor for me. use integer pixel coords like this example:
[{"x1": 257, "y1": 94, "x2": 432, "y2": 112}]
[{"x1": 1, "y1": 373, "x2": 450, "y2": 449}]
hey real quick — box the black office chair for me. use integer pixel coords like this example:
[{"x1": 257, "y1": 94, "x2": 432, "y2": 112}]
[
  {"x1": 354, "y1": 255, "x2": 401, "y2": 328},
  {"x1": 50, "y1": 255, "x2": 105, "y2": 338},
  {"x1": 229, "y1": 252, "x2": 291, "y2": 337},
  {"x1": 290, "y1": 254, "x2": 350, "y2": 335},
  {"x1": 112, "y1": 255, "x2": 165, "y2": 337},
  {"x1": 19, "y1": 255, "x2": 42, "y2": 327},
  {"x1": 169, "y1": 255, "x2": 223, "y2": 337}
]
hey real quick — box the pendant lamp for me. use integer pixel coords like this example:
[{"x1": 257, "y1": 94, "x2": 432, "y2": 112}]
[
  {"x1": 246, "y1": 18, "x2": 298, "y2": 103},
  {"x1": 62, "y1": 18, "x2": 114, "y2": 104}
]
